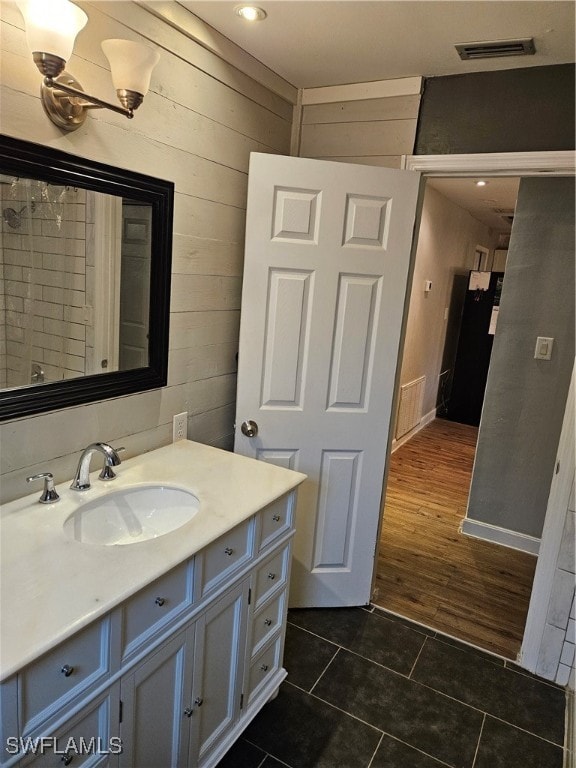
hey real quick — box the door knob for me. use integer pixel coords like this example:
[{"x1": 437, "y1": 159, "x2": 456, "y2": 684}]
[{"x1": 240, "y1": 420, "x2": 259, "y2": 438}]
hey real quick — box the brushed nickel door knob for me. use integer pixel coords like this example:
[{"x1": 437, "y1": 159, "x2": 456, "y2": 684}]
[{"x1": 240, "y1": 420, "x2": 258, "y2": 438}]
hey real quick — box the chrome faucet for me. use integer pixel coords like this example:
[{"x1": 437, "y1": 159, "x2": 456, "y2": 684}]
[{"x1": 70, "y1": 442, "x2": 123, "y2": 491}]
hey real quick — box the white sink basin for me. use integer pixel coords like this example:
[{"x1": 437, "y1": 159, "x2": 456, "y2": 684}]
[{"x1": 63, "y1": 485, "x2": 200, "y2": 546}]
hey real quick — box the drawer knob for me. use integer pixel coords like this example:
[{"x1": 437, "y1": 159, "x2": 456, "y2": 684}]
[
  {"x1": 155, "y1": 597, "x2": 166, "y2": 606},
  {"x1": 268, "y1": 572, "x2": 276, "y2": 580},
  {"x1": 194, "y1": 697, "x2": 204, "y2": 707},
  {"x1": 184, "y1": 707, "x2": 193, "y2": 718},
  {"x1": 260, "y1": 664, "x2": 269, "y2": 672},
  {"x1": 61, "y1": 664, "x2": 74, "y2": 677},
  {"x1": 62, "y1": 754, "x2": 73, "y2": 766},
  {"x1": 272, "y1": 514, "x2": 281, "y2": 522},
  {"x1": 224, "y1": 547, "x2": 234, "y2": 556},
  {"x1": 264, "y1": 618, "x2": 272, "y2": 626}
]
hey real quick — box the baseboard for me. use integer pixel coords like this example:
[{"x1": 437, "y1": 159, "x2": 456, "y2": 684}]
[
  {"x1": 460, "y1": 518, "x2": 540, "y2": 555},
  {"x1": 392, "y1": 408, "x2": 437, "y2": 453}
]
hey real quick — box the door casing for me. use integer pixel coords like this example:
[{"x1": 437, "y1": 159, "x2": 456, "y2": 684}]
[{"x1": 377, "y1": 149, "x2": 576, "y2": 660}]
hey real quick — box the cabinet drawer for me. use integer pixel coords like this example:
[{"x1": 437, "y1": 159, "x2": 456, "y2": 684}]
[
  {"x1": 19, "y1": 619, "x2": 112, "y2": 737},
  {"x1": 246, "y1": 635, "x2": 282, "y2": 709},
  {"x1": 197, "y1": 519, "x2": 253, "y2": 599},
  {"x1": 250, "y1": 590, "x2": 286, "y2": 659},
  {"x1": 20, "y1": 687, "x2": 119, "y2": 767},
  {"x1": 253, "y1": 546, "x2": 290, "y2": 610},
  {"x1": 121, "y1": 559, "x2": 193, "y2": 661},
  {"x1": 256, "y1": 496, "x2": 293, "y2": 553}
]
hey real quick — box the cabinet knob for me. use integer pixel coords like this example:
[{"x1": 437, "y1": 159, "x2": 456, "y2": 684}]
[
  {"x1": 224, "y1": 547, "x2": 234, "y2": 556},
  {"x1": 61, "y1": 664, "x2": 74, "y2": 677},
  {"x1": 61, "y1": 754, "x2": 73, "y2": 766},
  {"x1": 260, "y1": 664, "x2": 269, "y2": 672},
  {"x1": 184, "y1": 707, "x2": 193, "y2": 718},
  {"x1": 155, "y1": 597, "x2": 166, "y2": 606},
  {"x1": 264, "y1": 618, "x2": 272, "y2": 626},
  {"x1": 194, "y1": 697, "x2": 204, "y2": 707},
  {"x1": 267, "y1": 572, "x2": 276, "y2": 580},
  {"x1": 272, "y1": 514, "x2": 281, "y2": 522}
]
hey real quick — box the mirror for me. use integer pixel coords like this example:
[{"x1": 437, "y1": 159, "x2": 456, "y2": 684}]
[{"x1": 0, "y1": 135, "x2": 173, "y2": 421}]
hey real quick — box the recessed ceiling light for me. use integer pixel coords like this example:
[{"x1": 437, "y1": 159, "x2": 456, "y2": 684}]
[
  {"x1": 476, "y1": 180, "x2": 487, "y2": 187},
  {"x1": 235, "y1": 5, "x2": 267, "y2": 21}
]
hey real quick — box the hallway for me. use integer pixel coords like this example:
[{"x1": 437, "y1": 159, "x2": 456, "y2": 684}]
[{"x1": 373, "y1": 419, "x2": 537, "y2": 659}]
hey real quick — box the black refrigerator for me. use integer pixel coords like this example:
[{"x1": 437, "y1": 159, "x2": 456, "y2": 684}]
[{"x1": 445, "y1": 271, "x2": 504, "y2": 427}]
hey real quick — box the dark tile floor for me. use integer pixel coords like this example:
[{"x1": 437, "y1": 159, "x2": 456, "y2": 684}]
[{"x1": 218, "y1": 607, "x2": 567, "y2": 768}]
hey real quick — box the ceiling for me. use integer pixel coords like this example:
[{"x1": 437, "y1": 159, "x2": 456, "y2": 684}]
[
  {"x1": 180, "y1": 1, "x2": 575, "y2": 89},
  {"x1": 426, "y1": 176, "x2": 520, "y2": 233}
]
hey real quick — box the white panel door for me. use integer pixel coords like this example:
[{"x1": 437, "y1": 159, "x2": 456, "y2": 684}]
[{"x1": 234, "y1": 153, "x2": 420, "y2": 606}]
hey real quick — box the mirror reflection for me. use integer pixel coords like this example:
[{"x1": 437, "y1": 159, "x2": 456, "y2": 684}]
[{"x1": 1, "y1": 175, "x2": 152, "y2": 390}]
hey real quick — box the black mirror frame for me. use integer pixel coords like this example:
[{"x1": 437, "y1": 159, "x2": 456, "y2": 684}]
[{"x1": 0, "y1": 135, "x2": 173, "y2": 421}]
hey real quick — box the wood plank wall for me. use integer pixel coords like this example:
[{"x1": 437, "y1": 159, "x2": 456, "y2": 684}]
[
  {"x1": 0, "y1": 1, "x2": 295, "y2": 503},
  {"x1": 298, "y1": 86, "x2": 421, "y2": 168}
]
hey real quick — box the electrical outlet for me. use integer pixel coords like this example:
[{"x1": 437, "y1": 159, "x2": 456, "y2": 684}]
[{"x1": 173, "y1": 411, "x2": 188, "y2": 442}]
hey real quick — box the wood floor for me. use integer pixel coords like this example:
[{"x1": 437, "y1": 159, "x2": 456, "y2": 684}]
[{"x1": 373, "y1": 419, "x2": 537, "y2": 660}]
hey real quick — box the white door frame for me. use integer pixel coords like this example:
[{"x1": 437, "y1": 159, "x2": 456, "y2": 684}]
[
  {"x1": 91, "y1": 193, "x2": 122, "y2": 374},
  {"x1": 389, "y1": 149, "x2": 575, "y2": 661},
  {"x1": 520, "y1": 362, "x2": 574, "y2": 671},
  {"x1": 403, "y1": 150, "x2": 575, "y2": 176}
]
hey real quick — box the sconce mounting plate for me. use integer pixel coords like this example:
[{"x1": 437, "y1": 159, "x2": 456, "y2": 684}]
[{"x1": 41, "y1": 72, "x2": 87, "y2": 132}]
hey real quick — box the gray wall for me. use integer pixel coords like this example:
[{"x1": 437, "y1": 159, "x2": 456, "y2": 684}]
[
  {"x1": 467, "y1": 177, "x2": 575, "y2": 539},
  {"x1": 415, "y1": 64, "x2": 575, "y2": 154}
]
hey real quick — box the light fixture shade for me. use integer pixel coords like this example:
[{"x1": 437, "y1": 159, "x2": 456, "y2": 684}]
[
  {"x1": 17, "y1": 0, "x2": 87, "y2": 62},
  {"x1": 101, "y1": 39, "x2": 160, "y2": 96}
]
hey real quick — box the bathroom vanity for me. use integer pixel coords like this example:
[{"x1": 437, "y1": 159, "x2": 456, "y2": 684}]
[{"x1": 0, "y1": 441, "x2": 305, "y2": 767}]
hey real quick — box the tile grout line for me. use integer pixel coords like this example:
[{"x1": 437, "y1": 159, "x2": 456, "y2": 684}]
[
  {"x1": 483, "y1": 712, "x2": 568, "y2": 749},
  {"x1": 470, "y1": 713, "x2": 486, "y2": 768},
  {"x1": 373, "y1": 732, "x2": 456, "y2": 768},
  {"x1": 242, "y1": 737, "x2": 293, "y2": 768},
  {"x1": 309, "y1": 646, "x2": 341, "y2": 695},
  {"x1": 284, "y1": 679, "x2": 385, "y2": 736},
  {"x1": 365, "y1": 731, "x2": 384, "y2": 768},
  {"x1": 408, "y1": 633, "x2": 428, "y2": 679}
]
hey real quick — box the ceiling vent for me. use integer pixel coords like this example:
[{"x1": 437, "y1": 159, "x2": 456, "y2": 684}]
[
  {"x1": 493, "y1": 208, "x2": 515, "y2": 225},
  {"x1": 455, "y1": 38, "x2": 536, "y2": 60}
]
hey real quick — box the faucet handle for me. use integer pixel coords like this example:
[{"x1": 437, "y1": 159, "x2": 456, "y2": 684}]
[
  {"x1": 26, "y1": 472, "x2": 60, "y2": 504},
  {"x1": 99, "y1": 447, "x2": 125, "y2": 481}
]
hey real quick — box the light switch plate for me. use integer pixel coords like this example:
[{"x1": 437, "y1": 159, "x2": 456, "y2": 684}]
[{"x1": 534, "y1": 336, "x2": 554, "y2": 361}]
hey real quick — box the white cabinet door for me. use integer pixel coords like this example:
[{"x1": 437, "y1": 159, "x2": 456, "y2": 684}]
[
  {"x1": 189, "y1": 582, "x2": 249, "y2": 767},
  {"x1": 20, "y1": 686, "x2": 120, "y2": 768},
  {"x1": 119, "y1": 628, "x2": 194, "y2": 768},
  {"x1": 235, "y1": 153, "x2": 420, "y2": 607}
]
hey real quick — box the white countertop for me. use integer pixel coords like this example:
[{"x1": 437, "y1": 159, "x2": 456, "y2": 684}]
[{"x1": 0, "y1": 440, "x2": 305, "y2": 681}]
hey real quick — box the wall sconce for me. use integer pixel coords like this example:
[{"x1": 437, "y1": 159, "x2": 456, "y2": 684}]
[{"x1": 17, "y1": 0, "x2": 160, "y2": 132}]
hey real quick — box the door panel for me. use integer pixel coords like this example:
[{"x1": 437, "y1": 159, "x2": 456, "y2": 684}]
[
  {"x1": 261, "y1": 269, "x2": 313, "y2": 408},
  {"x1": 328, "y1": 274, "x2": 381, "y2": 409},
  {"x1": 235, "y1": 153, "x2": 420, "y2": 606},
  {"x1": 120, "y1": 629, "x2": 193, "y2": 768},
  {"x1": 190, "y1": 582, "x2": 248, "y2": 765}
]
